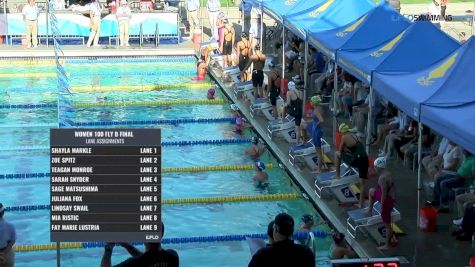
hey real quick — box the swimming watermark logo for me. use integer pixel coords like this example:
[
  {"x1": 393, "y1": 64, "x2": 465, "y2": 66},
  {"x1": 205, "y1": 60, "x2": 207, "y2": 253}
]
[{"x1": 392, "y1": 14, "x2": 453, "y2": 22}]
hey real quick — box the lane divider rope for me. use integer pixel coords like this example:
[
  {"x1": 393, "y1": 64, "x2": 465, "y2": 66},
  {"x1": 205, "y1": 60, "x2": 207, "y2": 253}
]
[
  {"x1": 0, "y1": 57, "x2": 196, "y2": 66},
  {"x1": 5, "y1": 192, "x2": 293, "y2": 211},
  {"x1": 0, "y1": 70, "x2": 196, "y2": 79},
  {"x1": 70, "y1": 83, "x2": 212, "y2": 92},
  {"x1": 0, "y1": 138, "x2": 252, "y2": 152},
  {"x1": 0, "y1": 117, "x2": 234, "y2": 128},
  {"x1": 72, "y1": 117, "x2": 234, "y2": 126},
  {"x1": 0, "y1": 163, "x2": 272, "y2": 179},
  {"x1": 0, "y1": 100, "x2": 225, "y2": 109},
  {"x1": 13, "y1": 231, "x2": 329, "y2": 252}
]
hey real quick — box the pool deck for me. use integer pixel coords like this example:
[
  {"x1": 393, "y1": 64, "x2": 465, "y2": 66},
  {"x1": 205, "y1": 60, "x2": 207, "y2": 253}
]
[
  {"x1": 0, "y1": 40, "x2": 197, "y2": 57},
  {"x1": 208, "y1": 66, "x2": 475, "y2": 266},
  {"x1": 0, "y1": 36, "x2": 472, "y2": 266}
]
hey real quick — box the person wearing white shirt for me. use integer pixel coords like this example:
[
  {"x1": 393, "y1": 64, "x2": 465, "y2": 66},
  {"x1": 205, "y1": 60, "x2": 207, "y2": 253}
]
[
  {"x1": 185, "y1": 0, "x2": 200, "y2": 39},
  {"x1": 116, "y1": 0, "x2": 132, "y2": 46},
  {"x1": 249, "y1": 15, "x2": 264, "y2": 53},
  {"x1": 86, "y1": 0, "x2": 102, "y2": 47},
  {"x1": 207, "y1": 0, "x2": 221, "y2": 40},
  {"x1": 22, "y1": 0, "x2": 40, "y2": 48},
  {"x1": 427, "y1": 0, "x2": 442, "y2": 28},
  {"x1": 0, "y1": 203, "x2": 16, "y2": 267}
]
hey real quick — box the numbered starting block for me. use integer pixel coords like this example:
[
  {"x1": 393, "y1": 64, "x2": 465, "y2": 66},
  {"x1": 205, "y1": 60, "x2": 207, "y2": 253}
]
[
  {"x1": 301, "y1": 139, "x2": 331, "y2": 169},
  {"x1": 222, "y1": 66, "x2": 241, "y2": 82},
  {"x1": 314, "y1": 164, "x2": 359, "y2": 204},
  {"x1": 267, "y1": 115, "x2": 295, "y2": 139},
  {"x1": 346, "y1": 201, "x2": 401, "y2": 245},
  {"x1": 250, "y1": 98, "x2": 272, "y2": 118},
  {"x1": 210, "y1": 54, "x2": 224, "y2": 69},
  {"x1": 289, "y1": 138, "x2": 331, "y2": 165},
  {"x1": 232, "y1": 81, "x2": 254, "y2": 99}
]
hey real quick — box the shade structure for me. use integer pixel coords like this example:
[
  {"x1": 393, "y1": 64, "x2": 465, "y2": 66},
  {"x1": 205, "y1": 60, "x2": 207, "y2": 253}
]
[
  {"x1": 370, "y1": 36, "x2": 471, "y2": 122},
  {"x1": 295, "y1": 0, "x2": 375, "y2": 40},
  {"x1": 308, "y1": 2, "x2": 410, "y2": 59},
  {"x1": 338, "y1": 21, "x2": 460, "y2": 83}
]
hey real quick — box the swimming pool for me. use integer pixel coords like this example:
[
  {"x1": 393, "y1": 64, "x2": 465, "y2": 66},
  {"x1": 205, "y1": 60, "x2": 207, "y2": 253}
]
[{"x1": 0, "y1": 56, "x2": 332, "y2": 266}]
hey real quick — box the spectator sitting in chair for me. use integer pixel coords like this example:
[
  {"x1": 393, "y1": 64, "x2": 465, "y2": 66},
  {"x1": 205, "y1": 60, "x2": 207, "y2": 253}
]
[
  {"x1": 427, "y1": 149, "x2": 475, "y2": 213},
  {"x1": 422, "y1": 136, "x2": 449, "y2": 179}
]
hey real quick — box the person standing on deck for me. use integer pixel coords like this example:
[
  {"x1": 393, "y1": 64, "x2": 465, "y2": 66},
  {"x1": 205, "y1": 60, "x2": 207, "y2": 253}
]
[
  {"x1": 116, "y1": 0, "x2": 132, "y2": 47},
  {"x1": 0, "y1": 203, "x2": 16, "y2": 267},
  {"x1": 242, "y1": 45, "x2": 266, "y2": 98},
  {"x1": 22, "y1": 0, "x2": 40, "y2": 48},
  {"x1": 207, "y1": 0, "x2": 221, "y2": 40},
  {"x1": 86, "y1": 0, "x2": 103, "y2": 47},
  {"x1": 185, "y1": 0, "x2": 200, "y2": 41}
]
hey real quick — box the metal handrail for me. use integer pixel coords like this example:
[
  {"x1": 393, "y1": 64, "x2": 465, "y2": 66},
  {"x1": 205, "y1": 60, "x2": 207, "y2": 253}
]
[{"x1": 155, "y1": 22, "x2": 159, "y2": 47}]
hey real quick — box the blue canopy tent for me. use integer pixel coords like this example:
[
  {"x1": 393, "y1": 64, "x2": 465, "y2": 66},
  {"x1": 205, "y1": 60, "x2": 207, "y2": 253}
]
[
  {"x1": 419, "y1": 38, "x2": 475, "y2": 153},
  {"x1": 262, "y1": 0, "x2": 302, "y2": 22},
  {"x1": 338, "y1": 21, "x2": 459, "y2": 85},
  {"x1": 301, "y1": 0, "x2": 376, "y2": 40},
  {"x1": 282, "y1": 0, "x2": 328, "y2": 40},
  {"x1": 308, "y1": 2, "x2": 410, "y2": 60},
  {"x1": 373, "y1": 38, "x2": 470, "y2": 226},
  {"x1": 370, "y1": 22, "x2": 460, "y2": 119}
]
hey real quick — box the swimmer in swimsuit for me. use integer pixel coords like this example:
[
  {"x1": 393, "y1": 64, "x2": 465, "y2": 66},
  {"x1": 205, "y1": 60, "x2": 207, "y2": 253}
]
[
  {"x1": 236, "y1": 32, "x2": 251, "y2": 80},
  {"x1": 207, "y1": 88, "x2": 216, "y2": 99},
  {"x1": 253, "y1": 160, "x2": 269, "y2": 188},
  {"x1": 242, "y1": 45, "x2": 266, "y2": 98},
  {"x1": 194, "y1": 55, "x2": 207, "y2": 81},
  {"x1": 219, "y1": 18, "x2": 235, "y2": 68},
  {"x1": 245, "y1": 136, "x2": 265, "y2": 161},
  {"x1": 367, "y1": 157, "x2": 396, "y2": 250},
  {"x1": 335, "y1": 123, "x2": 369, "y2": 208}
]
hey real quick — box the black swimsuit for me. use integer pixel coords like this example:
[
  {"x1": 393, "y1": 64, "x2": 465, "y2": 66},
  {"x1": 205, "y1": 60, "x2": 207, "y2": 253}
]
[
  {"x1": 238, "y1": 40, "x2": 251, "y2": 71},
  {"x1": 222, "y1": 28, "x2": 233, "y2": 55}
]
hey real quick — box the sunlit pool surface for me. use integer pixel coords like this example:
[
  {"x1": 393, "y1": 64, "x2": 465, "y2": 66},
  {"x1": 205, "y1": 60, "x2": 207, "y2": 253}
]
[{"x1": 0, "y1": 57, "x2": 332, "y2": 267}]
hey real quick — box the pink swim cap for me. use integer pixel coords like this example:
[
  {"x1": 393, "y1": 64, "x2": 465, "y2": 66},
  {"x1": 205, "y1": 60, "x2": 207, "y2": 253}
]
[{"x1": 208, "y1": 88, "x2": 216, "y2": 96}]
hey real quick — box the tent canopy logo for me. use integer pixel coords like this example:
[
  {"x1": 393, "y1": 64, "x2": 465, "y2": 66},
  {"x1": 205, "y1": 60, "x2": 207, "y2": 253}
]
[
  {"x1": 336, "y1": 15, "x2": 367, "y2": 37},
  {"x1": 309, "y1": 0, "x2": 334, "y2": 18},
  {"x1": 370, "y1": 31, "x2": 404, "y2": 58},
  {"x1": 417, "y1": 52, "x2": 458, "y2": 86},
  {"x1": 285, "y1": 0, "x2": 298, "y2": 6}
]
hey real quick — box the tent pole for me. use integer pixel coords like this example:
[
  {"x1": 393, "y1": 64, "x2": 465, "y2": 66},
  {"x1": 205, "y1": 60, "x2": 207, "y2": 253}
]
[
  {"x1": 303, "y1": 36, "x2": 308, "y2": 116},
  {"x1": 472, "y1": 0, "x2": 475, "y2": 36},
  {"x1": 282, "y1": 26, "x2": 285, "y2": 79},
  {"x1": 365, "y1": 85, "x2": 374, "y2": 154},
  {"x1": 332, "y1": 60, "x2": 337, "y2": 145},
  {"x1": 303, "y1": 38, "x2": 308, "y2": 90},
  {"x1": 260, "y1": 2, "x2": 263, "y2": 50},
  {"x1": 417, "y1": 122, "x2": 423, "y2": 228}
]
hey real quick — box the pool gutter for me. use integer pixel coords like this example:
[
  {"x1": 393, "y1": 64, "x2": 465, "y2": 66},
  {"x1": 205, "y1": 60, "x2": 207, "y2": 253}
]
[
  {"x1": 0, "y1": 47, "x2": 196, "y2": 58},
  {"x1": 208, "y1": 68, "x2": 371, "y2": 259}
]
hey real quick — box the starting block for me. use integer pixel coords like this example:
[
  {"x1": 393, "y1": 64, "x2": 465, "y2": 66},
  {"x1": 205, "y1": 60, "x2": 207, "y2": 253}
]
[
  {"x1": 267, "y1": 115, "x2": 295, "y2": 139},
  {"x1": 346, "y1": 201, "x2": 402, "y2": 245},
  {"x1": 232, "y1": 81, "x2": 254, "y2": 99},
  {"x1": 314, "y1": 163, "x2": 359, "y2": 204},
  {"x1": 250, "y1": 98, "x2": 272, "y2": 118}
]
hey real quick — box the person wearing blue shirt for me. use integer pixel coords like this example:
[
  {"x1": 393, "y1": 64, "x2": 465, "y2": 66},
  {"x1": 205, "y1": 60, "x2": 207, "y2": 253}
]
[
  {"x1": 207, "y1": 0, "x2": 221, "y2": 40},
  {"x1": 185, "y1": 0, "x2": 200, "y2": 39},
  {"x1": 239, "y1": 0, "x2": 252, "y2": 34}
]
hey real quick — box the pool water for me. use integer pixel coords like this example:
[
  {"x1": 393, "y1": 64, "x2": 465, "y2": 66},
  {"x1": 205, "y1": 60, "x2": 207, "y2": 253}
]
[{"x1": 0, "y1": 57, "x2": 333, "y2": 267}]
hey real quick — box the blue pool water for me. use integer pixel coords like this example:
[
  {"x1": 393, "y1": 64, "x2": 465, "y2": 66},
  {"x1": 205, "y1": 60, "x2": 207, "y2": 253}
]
[{"x1": 0, "y1": 57, "x2": 332, "y2": 267}]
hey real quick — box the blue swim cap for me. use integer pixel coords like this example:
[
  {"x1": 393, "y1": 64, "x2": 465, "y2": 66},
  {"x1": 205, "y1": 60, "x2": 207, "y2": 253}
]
[
  {"x1": 255, "y1": 161, "x2": 265, "y2": 171},
  {"x1": 208, "y1": 88, "x2": 215, "y2": 96}
]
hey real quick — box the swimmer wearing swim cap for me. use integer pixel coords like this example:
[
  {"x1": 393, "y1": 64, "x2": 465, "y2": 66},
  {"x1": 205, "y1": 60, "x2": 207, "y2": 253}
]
[
  {"x1": 253, "y1": 160, "x2": 269, "y2": 188},
  {"x1": 300, "y1": 214, "x2": 314, "y2": 232},
  {"x1": 207, "y1": 88, "x2": 216, "y2": 100},
  {"x1": 245, "y1": 136, "x2": 265, "y2": 161}
]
